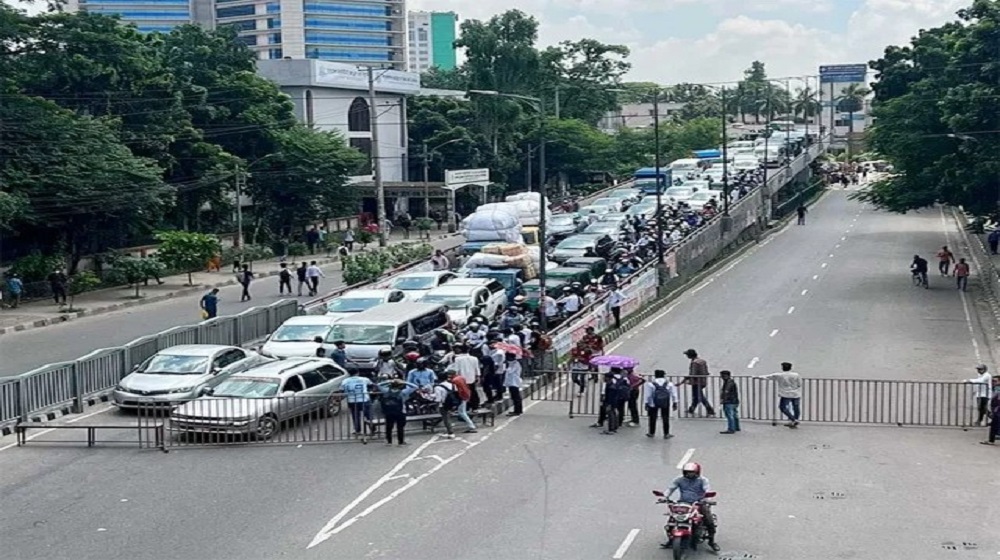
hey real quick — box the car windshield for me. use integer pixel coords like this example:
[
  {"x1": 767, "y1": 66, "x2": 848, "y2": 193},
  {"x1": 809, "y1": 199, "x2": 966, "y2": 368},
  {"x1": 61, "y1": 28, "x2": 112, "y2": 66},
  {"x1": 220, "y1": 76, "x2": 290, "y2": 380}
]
[
  {"x1": 326, "y1": 324, "x2": 396, "y2": 345},
  {"x1": 550, "y1": 215, "x2": 577, "y2": 226},
  {"x1": 557, "y1": 236, "x2": 596, "y2": 250},
  {"x1": 585, "y1": 223, "x2": 619, "y2": 234},
  {"x1": 213, "y1": 378, "x2": 280, "y2": 398},
  {"x1": 390, "y1": 276, "x2": 436, "y2": 290},
  {"x1": 138, "y1": 354, "x2": 208, "y2": 375},
  {"x1": 419, "y1": 294, "x2": 471, "y2": 308},
  {"x1": 326, "y1": 297, "x2": 382, "y2": 313},
  {"x1": 271, "y1": 324, "x2": 331, "y2": 342}
]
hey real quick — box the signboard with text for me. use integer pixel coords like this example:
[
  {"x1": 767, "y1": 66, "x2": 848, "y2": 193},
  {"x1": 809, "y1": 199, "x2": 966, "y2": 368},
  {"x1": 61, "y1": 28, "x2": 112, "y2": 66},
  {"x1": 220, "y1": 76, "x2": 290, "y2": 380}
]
[
  {"x1": 313, "y1": 61, "x2": 420, "y2": 94},
  {"x1": 819, "y1": 64, "x2": 867, "y2": 84},
  {"x1": 444, "y1": 168, "x2": 490, "y2": 190}
]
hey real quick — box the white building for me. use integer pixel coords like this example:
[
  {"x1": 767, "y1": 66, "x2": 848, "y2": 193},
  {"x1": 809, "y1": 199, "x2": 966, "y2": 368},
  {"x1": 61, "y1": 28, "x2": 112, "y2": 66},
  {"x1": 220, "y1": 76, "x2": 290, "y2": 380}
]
[
  {"x1": 598, "y1": 102, "x2": 687, "y2": 133},
  {"x1": 256, "y1": 59, "x2": 419, "y2": 183},
  {"x1": 406, "y1": 11, "x2": 457, "y2": 74},
  {"x1": 818, "y1": 64, "x2": 871, "y2": 143}
]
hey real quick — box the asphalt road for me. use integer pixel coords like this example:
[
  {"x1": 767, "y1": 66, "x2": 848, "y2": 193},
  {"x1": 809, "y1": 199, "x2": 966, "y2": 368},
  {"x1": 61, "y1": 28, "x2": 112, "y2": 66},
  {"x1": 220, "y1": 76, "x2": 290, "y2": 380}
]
[
  {"x1": 0, "y1": 236, "x2": 461, "y2": 377},
  {"x1": 1, "y1": 191, "x2": 997, "y2": 560}
]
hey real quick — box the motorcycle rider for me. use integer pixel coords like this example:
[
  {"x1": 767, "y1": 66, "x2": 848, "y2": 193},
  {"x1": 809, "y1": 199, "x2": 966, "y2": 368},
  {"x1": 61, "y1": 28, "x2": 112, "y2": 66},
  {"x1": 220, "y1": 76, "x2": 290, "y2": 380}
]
[
  {"x1": 663, "y1": 462, "x2": 720, "y2": 552},
  {"x1": 374, "y1": 347, "x2": 403, "y2": 381}
]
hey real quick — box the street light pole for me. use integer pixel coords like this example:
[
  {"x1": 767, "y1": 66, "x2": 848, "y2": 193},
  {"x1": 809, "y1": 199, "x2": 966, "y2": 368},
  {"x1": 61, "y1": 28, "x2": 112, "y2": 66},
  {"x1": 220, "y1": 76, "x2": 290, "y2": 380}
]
[
  {"x1": 422, "y1": 141, "x2": 431, "y2": 218},
  {"x1": 234, "y1": 162, "x2": 244, "y2": 248},
  {"x1": 367, "y1": 66, "x2": 388, "y2": 248},
  {"x1": 538, "y1": 99, "x2": 550, "y2": 331},
  {"x1": 721, "y1": 87, "x2": 730, "y2": 217},
  {"x1": 653, "y1": 89, "x2": 664, "y2": 264}
]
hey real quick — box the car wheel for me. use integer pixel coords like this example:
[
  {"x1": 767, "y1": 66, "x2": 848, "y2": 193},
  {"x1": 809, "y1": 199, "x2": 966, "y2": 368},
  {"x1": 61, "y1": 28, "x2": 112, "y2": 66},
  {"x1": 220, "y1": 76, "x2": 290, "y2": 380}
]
[
  {"x1": 324, "y1": 395, "x2": 343, "y2": 417},
  {"x1": 255, "y1": 414, "x2": 279, "y2": 440}
]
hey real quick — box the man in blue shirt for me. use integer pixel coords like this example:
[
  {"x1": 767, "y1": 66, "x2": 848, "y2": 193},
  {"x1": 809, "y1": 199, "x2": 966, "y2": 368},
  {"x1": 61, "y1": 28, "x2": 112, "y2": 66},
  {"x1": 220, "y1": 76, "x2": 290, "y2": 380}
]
[
  {"x1": 330, "y1": 340, "x2": 348, "y2": 369},
  {"x1": 664, "y1": 462, "x2": 719, "y2": 552},
  {"x1": 6, "y1": 274, "x2": 23, "y2": 308},
  {"x1": 341, "y1": 371, "x2": 375, "y2": 435},
  {"x1": 200, "y1": 288, "x2": 219, "y2": 319},
  {"x1": 406, "y1": 359, "x2": 436, "y2": 390}
]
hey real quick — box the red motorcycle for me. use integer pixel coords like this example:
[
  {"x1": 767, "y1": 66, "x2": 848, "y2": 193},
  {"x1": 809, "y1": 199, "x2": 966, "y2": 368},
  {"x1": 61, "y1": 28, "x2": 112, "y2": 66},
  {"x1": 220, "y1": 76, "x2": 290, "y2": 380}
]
[{"x1": 652, "y1": 490, "x2": 717, "y2": 559}]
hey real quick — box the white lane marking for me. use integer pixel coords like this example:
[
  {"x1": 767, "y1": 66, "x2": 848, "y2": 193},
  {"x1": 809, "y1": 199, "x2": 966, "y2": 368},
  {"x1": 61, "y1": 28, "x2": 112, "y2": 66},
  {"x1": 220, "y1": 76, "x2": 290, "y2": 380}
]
[
  {"x1": 939, "y1": 207, "x2": 983, "y2": 363},
  {"x1": 613, "y1": 529, "x2": 641, "y2": 559},
  {"x1": 821, "y1": 263, "x2": 828, "y2": 269},
  {"x1": 801, "y1": 289, "x2": 808, "y2": 296},
  {"x1": 0, "y1": 405, "x2": 114, "y2": 453},
  {"x1": 787, "y1": 306, "x2": 795, "y2": 314},
  {"x1": 747, "y1": 357, "x2": 760, "y2": 369},
  {"x1": 308, "y1": 379, "x2": 568, "y2": 548},
  {"x1": 675, "y1": 448, "x2": 696, "y2": 469},
  {"x1": 841, "y1": 236, "x2": 847, "y2": 241},
  {"x1": 769, "y1": 329, "x2": 779, "y2": 337},
  {"x1": 828, "y1": 253, "x2": 834, "y2": 258},
  {"x1": 835, "y1": 244, "x2": 841, "y2": 248},
  {"x1": 812, "y1": 275, "x2": 819, "y2": 280}
]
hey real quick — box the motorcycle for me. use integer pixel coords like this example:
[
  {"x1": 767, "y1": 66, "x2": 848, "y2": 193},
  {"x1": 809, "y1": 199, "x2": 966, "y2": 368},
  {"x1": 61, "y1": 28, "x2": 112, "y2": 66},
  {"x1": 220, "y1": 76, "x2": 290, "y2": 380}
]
[{"x1": 652, "y1": 490, "x2": 717, "y2": 559}]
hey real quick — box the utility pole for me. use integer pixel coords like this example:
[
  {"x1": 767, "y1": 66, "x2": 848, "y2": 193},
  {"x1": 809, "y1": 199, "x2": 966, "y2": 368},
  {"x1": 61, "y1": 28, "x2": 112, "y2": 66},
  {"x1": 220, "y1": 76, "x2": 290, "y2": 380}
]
[
  {"x1": 421, "y1": 141, "x2": 431, "y2": 218},
  {"x1": 234, "y1": 163, "x2": 244, "y2": 248},
  {"x1": 538, "y1": 100, "x2": 549, "y2": 331},
  {"x1": 653, "y1": 89, "x2": 664, "y2": 264},
  {"x1": 526, "y1": 145, "x2": 533, "y2": 192},
  {"x1": 368, "y1": 66, "x2": 388, "y2": 247},
  {"x1": 554, "y1": 88, "x2": 561, "y2": 119},
  {"x1": 721, "y1": 87, "x2": 730, "y2": 217}
]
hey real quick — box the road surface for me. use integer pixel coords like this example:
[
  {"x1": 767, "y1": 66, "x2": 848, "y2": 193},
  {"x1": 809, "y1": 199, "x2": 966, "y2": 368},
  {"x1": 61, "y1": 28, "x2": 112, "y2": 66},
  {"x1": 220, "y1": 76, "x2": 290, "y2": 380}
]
[{"x1": 1, "y1": 191, "x2": 996, "y2": 560}]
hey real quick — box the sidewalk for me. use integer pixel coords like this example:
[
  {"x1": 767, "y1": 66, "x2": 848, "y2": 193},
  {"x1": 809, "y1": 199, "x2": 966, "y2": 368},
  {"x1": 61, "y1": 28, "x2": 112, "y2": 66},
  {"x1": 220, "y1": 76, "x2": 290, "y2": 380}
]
[{"x1": 0, "y1": 231, "x2": 455, "y2": 335}]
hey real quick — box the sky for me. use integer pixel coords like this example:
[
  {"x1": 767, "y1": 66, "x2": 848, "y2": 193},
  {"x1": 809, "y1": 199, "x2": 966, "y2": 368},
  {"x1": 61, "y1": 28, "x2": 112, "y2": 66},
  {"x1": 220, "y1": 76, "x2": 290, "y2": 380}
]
[{"x1": 409, "y1": 0, "x2": 970, "y2": 85}]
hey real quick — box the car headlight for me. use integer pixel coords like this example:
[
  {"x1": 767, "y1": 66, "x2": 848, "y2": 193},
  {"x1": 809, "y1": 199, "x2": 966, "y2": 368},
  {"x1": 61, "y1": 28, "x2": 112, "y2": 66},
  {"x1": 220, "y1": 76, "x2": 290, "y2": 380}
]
[{"x1": 168, "y1": 386, "x2": 196, "y2": 394}]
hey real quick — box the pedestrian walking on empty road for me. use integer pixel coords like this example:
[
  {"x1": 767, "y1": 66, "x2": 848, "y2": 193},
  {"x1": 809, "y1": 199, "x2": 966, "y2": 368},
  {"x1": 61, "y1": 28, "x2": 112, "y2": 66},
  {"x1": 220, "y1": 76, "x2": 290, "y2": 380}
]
[
  {"x1": 296, "y1": 262, "x2": 308, "y2": 296},
  {"x1": 305, "y1": 260, "x2": 324, "y2": 296},
  {"x1": 989, "y1": 230, "x2": 1000, "y2": 255},
  {"x1": 980, "y1": 376, "x2": 1000, "y2": 445},
  {"x1": 200, "y1": 288, "x2": 220, "y2": 320},
  {"x1": 278, "y1": 262, "x2": 293, "y2": 295},
  {"x1": 937, "y1": 246, "x2": 955, "y2": 276},
  {"x1": 758, "y1": 362, "x2": 802, "y2": 428},
  {"x1": 680, "y1": 349, "x2": 715, "y2": 416},
  {"x1": 238, "y1": 264, "x2": 254, "y2": 302},
  {"x1": 796, "y1": 204, "x2": 808, "y2": 225},
  {"x1": 966, "y1": 364, "x2": 992, "y2": 426},
  {"x1": 719, "y1": 370, "x2": 740, "y2": 434},
  {"x1": 644, "y1": 370, "x2": 677, "y2": 439},
  {"x1": 954, "y1": 258, "x2": 970, "y2": 291},
  {"x1": 48, "y1": 268, "x2": 68, "y2": 306}
]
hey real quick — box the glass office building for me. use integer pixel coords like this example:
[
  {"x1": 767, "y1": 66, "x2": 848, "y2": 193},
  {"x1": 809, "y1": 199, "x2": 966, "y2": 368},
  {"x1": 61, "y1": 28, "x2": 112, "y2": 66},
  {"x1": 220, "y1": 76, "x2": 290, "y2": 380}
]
[
  {"x1": 66, "y1": 0, "x2": 212, "y2": 32},
  {"x1": 407, "y1": 11, "x2": 456, "y2": 74}
]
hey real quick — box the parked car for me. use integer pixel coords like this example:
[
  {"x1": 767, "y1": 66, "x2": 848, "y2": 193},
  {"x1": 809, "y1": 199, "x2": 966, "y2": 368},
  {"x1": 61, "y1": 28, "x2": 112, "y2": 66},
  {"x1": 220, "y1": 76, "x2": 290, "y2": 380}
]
[
  {"x1": 169, "y1": 358, "x2": 349, "y2": 439},
  {"x1": 550, "y1": 234, "x2": 616, "y2": 264},
  {"x1": 113, "y1": 345, "x2": 268, "y2": 409},
  {"x1": 626, "y1": 201, "x2": 659, "y2": 218},
  {"x1": 325, "y1": 289, "x2": 407, "y2": 319},
  {"x1": 562, "y1": 257, "x2": 609, "y2": 279},
  {"x1": 325, "y1": 303, "x2": 449, "y2": 373},
  {"x1": 385, "y1": 271, "x2": 457, "y2": 300},
  {"x1": 520, "y1": 279, "x2": 568, "y2": 311},
  {"x1": 578, "y1": 205, "x2": 612, "y2": 222},
  {"x1": 664, "y1": 186, "x2": 697, "y2": 203},
  {"x1": 584, "y1": 220, "x2": 625, "y2": 236},
  {"x1": 685, "y1": 191, "x2": 719, "y2": 211},
  {"x1": 546, "y1": 267, "x2": 593, "y2": 286},
  {"x1": 417, "y1": 280, "x2": 507, "y2": 325},
  {"x1": 260, "y1": 315, "x2": 340, "y2": 358},
  {"x1": 590, "y1": 197, "x2": 623, "y2": 212}
]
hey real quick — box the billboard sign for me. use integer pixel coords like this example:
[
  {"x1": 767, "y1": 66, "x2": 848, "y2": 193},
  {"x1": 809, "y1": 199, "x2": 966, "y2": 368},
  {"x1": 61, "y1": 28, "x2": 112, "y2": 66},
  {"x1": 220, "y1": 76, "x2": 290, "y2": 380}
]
[
  {"x1": 444, "y1": 168, "x2": 490, "y2": 190},
  {"x1": 819, "y1": 64, "x2": 867, "y2": 84}
]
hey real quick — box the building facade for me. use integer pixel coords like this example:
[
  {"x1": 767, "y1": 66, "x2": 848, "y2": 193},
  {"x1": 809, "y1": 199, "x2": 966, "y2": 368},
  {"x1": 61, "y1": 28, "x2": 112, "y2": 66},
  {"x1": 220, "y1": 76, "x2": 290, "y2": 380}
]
[
  {"x1": 256, "y1": 58, "x2": 418, "y2": 183},
  {"x1": 597, "y1": 102, "x2": 687, "y2": 133},
  {"x1": 66, "y1": 0, "x2": 408, "y2": 70},
  {"x1": 818, "y1": 64, "x2": 871, "y2": 143},
  {"x1": 406, "y1": 11, "x2": 456, "y2": 73}
]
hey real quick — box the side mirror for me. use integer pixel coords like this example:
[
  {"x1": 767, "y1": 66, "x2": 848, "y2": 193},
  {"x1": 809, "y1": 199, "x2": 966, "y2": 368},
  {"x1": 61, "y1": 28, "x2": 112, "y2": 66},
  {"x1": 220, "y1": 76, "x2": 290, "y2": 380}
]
[
  {"x1": 704, "y1": 491, "x2": 717, "y2": 498},
  {"x1": 281, "y1": 390, "x2": 295, "y2": 397},
  {"x1": 652, "y1": 490, "x2": 665, "y2": 497},
  {"x1": 396, "y1": 337, "x2": 407, "y2": 346},
  {"x1": 200, "y1": 387, "x2": 214, "y2": 396},
  {"x1": 211, "y1": 367, "x2": 222, "y2": 375},
  {"x1": 131, "y1": 364, "x2": 140, "y2": 372}
]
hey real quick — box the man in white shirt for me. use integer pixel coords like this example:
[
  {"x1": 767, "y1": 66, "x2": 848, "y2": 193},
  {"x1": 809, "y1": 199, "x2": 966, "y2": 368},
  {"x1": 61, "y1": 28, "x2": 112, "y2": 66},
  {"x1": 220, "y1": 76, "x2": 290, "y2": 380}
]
[
  {"x1": 558, "y1": 287, "x2": 581, "y2": 316},
  {"x1": 543, "y1": 294, "x2": 558, "y2": 322},
  {"x1": 758, "y1": 362, "x2": 802, "y2": 428},
  {"x1": 966, "y1": 364, "x2": 992, "y2": 426},
  {"x1": 451, "y1": 344, "x2": 482, "y2": 410},
  {"x1": 431, "y1": 250, "x2": 450, "y2": 271},
  {"x1": 305, "y1": 260, "x2": 325, "y2": 296},
  {"x1": 608, "y1": 287, "x2": 626, "y2": 329}
]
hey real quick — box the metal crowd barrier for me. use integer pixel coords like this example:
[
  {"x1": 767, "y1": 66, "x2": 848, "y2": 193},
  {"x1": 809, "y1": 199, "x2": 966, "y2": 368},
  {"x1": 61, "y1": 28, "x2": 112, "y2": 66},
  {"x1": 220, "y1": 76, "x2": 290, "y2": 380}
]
[
  {"x1": 0, "y1": 299, "x2": 300, "y2": 431},
  {"x1": 533, "y1": 372, "x2": 977, "y2": 428}
]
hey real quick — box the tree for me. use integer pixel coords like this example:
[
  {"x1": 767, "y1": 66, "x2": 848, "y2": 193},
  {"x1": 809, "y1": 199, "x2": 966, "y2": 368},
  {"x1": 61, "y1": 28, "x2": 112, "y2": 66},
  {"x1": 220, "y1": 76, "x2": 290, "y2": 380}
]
[
  {"x1": 539, "y1": 39, "x2": 631, "y2": 124},
  {"x1": 836, "y1": 83, "x2": 871, "y2": 159},
  {"x1": 791, "y1": 87, "x2": 822, "y2": 122},
  {"x1": 154, "y1": 230, "x2": 220, "y2": 285},
  {"x1": 856, "y1": 0, "x2": 1000, "y2": 214},
  {"x1": 105, "y1": 254, "x2": 163, "y2": 298},
  {"x1": 66, "y1": 271, "x2": 102, "y2": 312}
]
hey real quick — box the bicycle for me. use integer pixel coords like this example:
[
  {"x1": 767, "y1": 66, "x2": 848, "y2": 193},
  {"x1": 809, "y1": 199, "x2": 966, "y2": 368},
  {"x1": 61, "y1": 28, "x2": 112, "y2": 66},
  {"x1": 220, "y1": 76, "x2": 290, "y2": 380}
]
[{"x1": 911, "y1": 270, "x2": 928, "y2": 288}]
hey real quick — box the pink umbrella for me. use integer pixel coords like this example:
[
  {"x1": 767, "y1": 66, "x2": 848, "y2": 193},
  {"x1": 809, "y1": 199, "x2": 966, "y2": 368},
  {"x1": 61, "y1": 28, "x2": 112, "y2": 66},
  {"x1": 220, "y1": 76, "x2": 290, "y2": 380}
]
[{"x1": 589, "y1": 355, "x2": 639, "y2": 368}]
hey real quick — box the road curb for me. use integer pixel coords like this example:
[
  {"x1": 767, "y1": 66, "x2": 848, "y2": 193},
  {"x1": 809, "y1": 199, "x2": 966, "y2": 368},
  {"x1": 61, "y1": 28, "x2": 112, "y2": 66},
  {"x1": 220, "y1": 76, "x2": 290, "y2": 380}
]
[{"x1": 0, "y1": 237, "x2": 459, "y2": 337}]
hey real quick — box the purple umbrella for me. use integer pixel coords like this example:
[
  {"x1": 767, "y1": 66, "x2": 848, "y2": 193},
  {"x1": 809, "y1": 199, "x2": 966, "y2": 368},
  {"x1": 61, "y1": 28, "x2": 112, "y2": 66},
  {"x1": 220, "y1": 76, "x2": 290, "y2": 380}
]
[{"x1": 589, "y1": 355, "x2": 639, "y2": 369}]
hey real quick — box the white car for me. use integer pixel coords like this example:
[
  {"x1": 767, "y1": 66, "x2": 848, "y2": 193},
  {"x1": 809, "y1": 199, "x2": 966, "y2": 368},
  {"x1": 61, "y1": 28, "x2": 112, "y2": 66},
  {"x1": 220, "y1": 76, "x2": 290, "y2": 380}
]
[
  {"x1": 664, "y1": 186, "x2": 697, "y2": 203},
  {"x1": 384, "y1": 271, "x2": 458, "y2": 300},
  {"x1": 260, "y1": 315, "x2": 341, "y2": 358},
  {"x1": 417, "y1": 280, "x2": 507, "y2": 325},
  {"x1": 733, "y1": 158, "x2": 759, "y2": 172},
  {"x1": 325, "y1": 289, "x2": 407, "y2": 319},
  {"x1": 590, "y1": 197, "x2": 623, "y2": 212},
  {"x1": 578, "y1": 205, "x2": 611, "y2": 222},
  {"x1": 684, "y1": 191, "x2": 719, "y2": 211}
]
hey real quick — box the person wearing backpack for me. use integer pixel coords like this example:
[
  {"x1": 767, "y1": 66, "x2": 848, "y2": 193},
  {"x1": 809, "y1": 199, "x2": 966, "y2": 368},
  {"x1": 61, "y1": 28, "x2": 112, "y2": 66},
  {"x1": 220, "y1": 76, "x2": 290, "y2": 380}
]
[
  {"x1": 447, "y1": 370, "x2": 477, "y2": 433},
  {"x1": 379, "y1": 379, "x2": 415, "y2": 446},
  {"x1": 433, "y1": 372, "x2": 460, "y2": 439},
  {"x1": 595, "y1": 371, "x2": 625, "y2": 434},
  {"x1": 644, "y1": 370, "x2": 678, "y2": 439}
]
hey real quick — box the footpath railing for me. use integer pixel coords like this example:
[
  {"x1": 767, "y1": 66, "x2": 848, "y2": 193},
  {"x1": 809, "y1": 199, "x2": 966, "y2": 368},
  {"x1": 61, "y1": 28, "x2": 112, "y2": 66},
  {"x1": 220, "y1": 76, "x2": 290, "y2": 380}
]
[{"x1": 533, "y1": 372, "x2": 979, "y2": 428}]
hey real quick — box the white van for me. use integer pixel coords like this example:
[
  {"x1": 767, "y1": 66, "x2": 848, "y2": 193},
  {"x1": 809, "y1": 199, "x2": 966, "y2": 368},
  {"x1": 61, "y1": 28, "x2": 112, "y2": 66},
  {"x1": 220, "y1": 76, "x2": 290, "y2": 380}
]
[
  {"x1": 669, "y1": 158, "x2": 702, "y2": 175},
  {"x1": 754, "y1": 145, "x2": 782, "y2": 168}
]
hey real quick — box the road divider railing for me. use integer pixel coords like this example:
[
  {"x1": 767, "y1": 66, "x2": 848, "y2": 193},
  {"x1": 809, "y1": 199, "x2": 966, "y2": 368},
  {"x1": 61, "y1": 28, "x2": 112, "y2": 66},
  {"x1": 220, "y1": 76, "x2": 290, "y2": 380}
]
[{"x1": 533, "y1": 372, "x2": 980, "y2": 428}]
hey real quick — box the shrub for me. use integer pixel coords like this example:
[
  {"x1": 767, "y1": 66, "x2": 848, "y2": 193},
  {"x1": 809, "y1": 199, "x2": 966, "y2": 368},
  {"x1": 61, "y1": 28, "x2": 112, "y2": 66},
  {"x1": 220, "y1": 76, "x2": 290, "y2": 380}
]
[
  {"x1": 9, "y1": 252, "x2": 65, "y2": 283},
  {"x1": 286, "y1": 241, "x2": 309, "y2": 257}
]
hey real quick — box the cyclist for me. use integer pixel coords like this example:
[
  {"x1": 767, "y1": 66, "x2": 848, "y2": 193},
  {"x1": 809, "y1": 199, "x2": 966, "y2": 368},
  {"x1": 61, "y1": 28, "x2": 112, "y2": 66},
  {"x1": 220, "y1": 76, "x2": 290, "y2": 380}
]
[{"x1": 911, "y1": 254, "x2": 929, "y2": 288}]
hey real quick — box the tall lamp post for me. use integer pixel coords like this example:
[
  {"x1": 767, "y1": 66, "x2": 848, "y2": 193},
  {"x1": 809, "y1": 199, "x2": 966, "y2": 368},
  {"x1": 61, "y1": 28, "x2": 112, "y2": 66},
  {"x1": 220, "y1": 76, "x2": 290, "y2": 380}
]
[
  {"x1": 422, "y1": 138, "x2": 463, "y2": 218},
  {"x1": 652, "y1": 89, "x2": 665, "y2": 264},
  {"x1": 468, "y1": 90, "x2": 551, "y2": 330}
]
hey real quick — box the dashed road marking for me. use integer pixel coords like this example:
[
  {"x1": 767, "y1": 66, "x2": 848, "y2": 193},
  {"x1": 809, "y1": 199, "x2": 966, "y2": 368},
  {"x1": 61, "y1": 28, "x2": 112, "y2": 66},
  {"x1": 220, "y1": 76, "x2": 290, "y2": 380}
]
[
  {"x1": 676, "y1": 448, "x2": 696, "y2": 469},
  {"x1": 812, "y1": 275, "x2": 819, "y2": 280},
  {"x1": 747, "y1": 357, "x2": 760, "y2": 368},
  {"x1": 613, "y1": 529, "x2": 641, "y2": 559},
  {"x1": 801, "y1": 289, "x2": 808, "y2": 296},
  {"x1": 769, "y1": 329, "x2": 779, "y2": 337},
  {"x1": 841, "y1": 236, "x2": 847, "y2": 241},
  {"x1": 828, "y1": 253, "x2": 834, "y2": 258},
  {"x1": 787, "y1": 306, "x2": 795, "y2": 314},
  {"x1": 821, "y1": 263, "x2": 828, "y2": 269}
]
